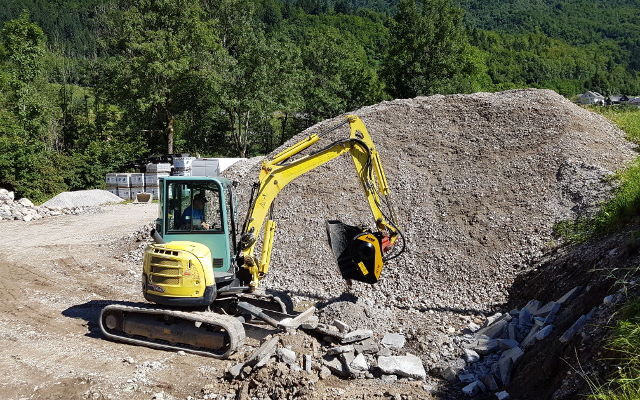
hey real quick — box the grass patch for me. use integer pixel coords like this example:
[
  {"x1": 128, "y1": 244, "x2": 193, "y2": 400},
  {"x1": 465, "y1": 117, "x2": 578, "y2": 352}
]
[
  {"x1": 589, "y1": 296, "x2": 640, "y2": 400},
  {"x1": 554, "y1": 106, "x2": 640, "y2": 242}
]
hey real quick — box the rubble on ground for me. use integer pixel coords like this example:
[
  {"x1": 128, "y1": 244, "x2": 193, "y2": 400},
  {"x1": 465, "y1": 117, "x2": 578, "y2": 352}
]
[{"x1": 0, "y1": 188, "x2": 99, "y2": 221}]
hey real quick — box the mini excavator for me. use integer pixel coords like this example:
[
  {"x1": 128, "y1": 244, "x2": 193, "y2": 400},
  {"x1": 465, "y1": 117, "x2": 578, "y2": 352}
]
[{"x1": 99, "y1": 115, "x2": 403, "y2": 358}]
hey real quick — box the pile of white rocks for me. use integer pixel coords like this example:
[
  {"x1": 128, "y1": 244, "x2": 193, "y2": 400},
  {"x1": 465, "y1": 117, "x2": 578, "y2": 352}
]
[{"x1": 0, "y1": 188, "x2": 95, "y2": 222}]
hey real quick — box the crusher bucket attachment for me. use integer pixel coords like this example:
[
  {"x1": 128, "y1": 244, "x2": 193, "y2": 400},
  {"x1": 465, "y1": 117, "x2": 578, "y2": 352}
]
[{"x1": 326, "y1": 220, "x2": 384, "y2": 284}]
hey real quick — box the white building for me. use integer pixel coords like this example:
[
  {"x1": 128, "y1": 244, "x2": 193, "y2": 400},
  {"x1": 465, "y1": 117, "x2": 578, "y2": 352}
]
[{"x1": 577, "y1": 91, "x2": 605, "y2": 105}]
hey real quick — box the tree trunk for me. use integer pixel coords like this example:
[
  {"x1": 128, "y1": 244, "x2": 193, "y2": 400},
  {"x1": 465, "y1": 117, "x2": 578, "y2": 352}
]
[{"x1": 166, "y1": 114, "x2": 175, "y2": 154}]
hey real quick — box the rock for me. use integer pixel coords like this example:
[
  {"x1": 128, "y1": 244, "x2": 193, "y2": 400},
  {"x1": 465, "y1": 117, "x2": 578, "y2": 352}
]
[
  {"x1": 518, "y1": 308, "x2": 533, "y2": 327},
  {"x1": 277, "y1": 347, "x2": 296, "y2": 365},
  {"x1": 381, "y1": 333, "x2": 406, "y2": 350},
  {"x1": 473, "y1": 337, "x2": 500, "y2": 355},
  {"x1": 377, "y1": 347, "x2": 393, "y2": 356},
  {"x1": 521, "y1": 325, "x2": 541, "y2": 348},
  {"x1": 341, "y1": 329, "x2": 373, "y2": 344},
  {"x1": 17, "y1": 198, "x2": 34, "y2": 207},
  {"x1": 467, "y1": 322, "x2": 481, "y2": 332},
  {"x1": 442, "y1": 366, "x2": 459, "y2": 382},
  {"x1": 377, "y1": 354, "x2": 427, "y2": 380},
  {"x1": 535, "y1": 325, "x2": 554, "y2": 340},
  {"x1": 463, "y1": 349, "x2": 480, "y2": 363}
]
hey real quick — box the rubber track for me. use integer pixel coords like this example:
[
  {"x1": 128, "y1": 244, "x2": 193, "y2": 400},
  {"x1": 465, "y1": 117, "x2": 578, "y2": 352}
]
[{"x1": 99, "y1": 304, "x2": 246, "y2": 358}]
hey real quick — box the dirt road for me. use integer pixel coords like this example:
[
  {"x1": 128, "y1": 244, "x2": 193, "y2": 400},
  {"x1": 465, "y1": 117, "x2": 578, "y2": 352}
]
[{"x1": 0, "y1": 204, "x2": 432, "y2": 400}]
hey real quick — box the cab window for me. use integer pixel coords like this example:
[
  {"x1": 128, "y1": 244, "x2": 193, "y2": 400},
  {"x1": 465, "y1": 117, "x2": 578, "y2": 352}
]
[{"x1": 166, "y1": 182, "x2": 223, "y2": 232}]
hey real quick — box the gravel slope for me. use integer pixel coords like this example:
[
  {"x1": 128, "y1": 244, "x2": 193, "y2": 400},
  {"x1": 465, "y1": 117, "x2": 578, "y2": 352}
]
[{"x1": 224, "y1": 89, "x2": 636, "y2": 313}]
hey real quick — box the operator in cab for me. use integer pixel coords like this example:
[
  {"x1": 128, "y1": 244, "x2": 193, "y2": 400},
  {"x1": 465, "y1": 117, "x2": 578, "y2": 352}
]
[{"x1": 181, "y1": 193, "x2": 210, "y2": 230}]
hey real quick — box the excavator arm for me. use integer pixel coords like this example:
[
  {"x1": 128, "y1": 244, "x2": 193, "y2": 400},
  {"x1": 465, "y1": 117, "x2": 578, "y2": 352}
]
[{"x1": 238, "y1": 115, "x2": 401, "y2": 289}]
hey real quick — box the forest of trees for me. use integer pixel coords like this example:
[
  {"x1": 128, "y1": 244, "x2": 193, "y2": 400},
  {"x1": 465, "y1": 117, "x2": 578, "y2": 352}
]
[{"x1": 1, "y1": 0, "x2": 639, "y2": 202}]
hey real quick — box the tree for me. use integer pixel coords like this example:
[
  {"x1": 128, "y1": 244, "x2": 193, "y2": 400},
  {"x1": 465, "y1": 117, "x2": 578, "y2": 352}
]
[
  {"x1": 97, "y1": 0, "x2": 226, "y2": 154},
  {"x1": 383, "y1": 0, "x2": 471, "y2": 98}
]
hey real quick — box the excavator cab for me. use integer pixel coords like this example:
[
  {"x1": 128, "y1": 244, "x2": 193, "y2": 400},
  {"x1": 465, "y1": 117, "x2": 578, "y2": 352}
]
[{"x1": 143, "y1": 177, "x2": 239, "y2": 307}]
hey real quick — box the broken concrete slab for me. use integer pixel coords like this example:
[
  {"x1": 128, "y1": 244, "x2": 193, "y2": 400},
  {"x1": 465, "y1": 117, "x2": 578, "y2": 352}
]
[
  {"x1": 350, "y1": 353, "x2": 369, "y2": 371},
  {"x1": 497, "y1": 339, "x2": 519, "y2": 350},
  {"x1": 277, "y1": 347, "x2": 296, "y2": 365},
  {"x1": 495, "y1": 391, "x2": 511, "y2": 400},
  {"x1": 480, "y1": 373, "x2": 499, "y2": 392},
  {"x1": 463, "y1": 349, "x2": 480, "y2": 363},
  {"x1": 462, "y1": 380, "x2": 486, "y2": 397},
  {"x1": 377, "y1": 354, "x2": 427, "y2": 380},
  {"x1": 476, "y1": 319, "x2": 508, "y2": 339},
  {"x1": 354, "y1": 338, "x2": 379, "y2": 354},
  {"x1": 521, "y1": 324, "x2": 541, "y2": 348},
  {"x1": 483, "y1": 313, "x2": 503, "y2": 327},
  {"x1": 542, "y1": 303, "x2": 561, "y2": 325},
  {"x1": 341, "y1": 329, "x2": 373, "y2": 344},
  {"x1": 227, "y1": 362, "x2": 244, "y2": 379},
  {"x1": 381, "y1": 333, "x2": 406, "y2": 350},
  {"x1": 473, "y1": 338, "x2": 500, "y2": 355},
  {"x1": 458, "y1": 373, "x2": 477, "y2": 383},
  {"x1": 518, "y1": 308, "x2": 533, "y2": 327},
  {"x1": 500, "y1": 346, "x2": 524, "y2": 364},
  {"x1": 534, "y1": 301, "x2": 559, "y2": 317},
  {"x1": 508, "y1": 322, "x2": 518, "y2": 341},
  {"x1": 522, "y1": 300, "x2": 542, "y2": 314},
  {"x1": 560, "y1": 315, "x2": 588, "y2": 343},
  {"x1": 313, "y1": 324, "x2": 345, "y2": 341},
  {"x1": 322, "y1": 355, "x2": 349, "y2": 377},
  {"x1": 319, "y1": 366, "x2": 331, "y2": 379},
  {"x1": 300, "y1": 315, "x2": 319, "y2": 330},
  {"x1": 278, "y1": 306, "x2": 317, "y2": 331},
  {"x1": 332, "y1": 319, "x2": 350, "y2": 333},
  {"x1": 245, "y1": 336, "x2": 279, "y2": 368},
  {"x1": 535, "y1": 325, "x2": 554, "y2": 340},
  {"x1": 326, "y1": 345, "x2": 355, "y2": 355},
  {"x1": 498, "y1": 356, "x2": 513, "y2": 385},
  {"x1": 303, "y1": 355, "x2": 313, "y2": 373},
  {"x1": 557, "y1": 286, "x2": 583, "y2": 304}
]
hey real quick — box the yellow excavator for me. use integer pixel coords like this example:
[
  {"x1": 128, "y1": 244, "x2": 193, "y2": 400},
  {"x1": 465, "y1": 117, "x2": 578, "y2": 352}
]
[{"x1": 99, "y1": 115, "x2": 404, "y2": 358}]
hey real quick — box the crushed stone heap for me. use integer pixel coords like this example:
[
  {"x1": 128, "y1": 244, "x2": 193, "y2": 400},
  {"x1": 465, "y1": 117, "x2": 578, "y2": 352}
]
[{"x1": 224, "y1": 89, "x2": 636, "y2": 312}]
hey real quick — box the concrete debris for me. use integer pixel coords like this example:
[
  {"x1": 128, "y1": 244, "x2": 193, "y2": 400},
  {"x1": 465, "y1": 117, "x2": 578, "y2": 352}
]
[
  {"x1": 497, "y1": 339, "x2": 519, "y2": 350},
  {"x1": 333, "y1": 319, "x2": 350, "y2": 333},
  {"x1": 322, "y1": 355, "x2": 348, "y2": 377},
  {"x1": 473, "y1": 337, "x2": 500, "y2": 355},
  {"x1": 354, "y1": 338, "x2": 379, "y2": 354},
  {"x1": 381, "y1": 374, "x2": 398, "y2": 383},
  {"x1": 341, "y1": 329, "x2": 373, "y2": 344},
  {"x1": 381, "y1": 333, "x2": 406, "y2": 350},
  {"x1": 560, "y1": 315, "x2": 589, "y2": 343},
  {"x1": 495, "y1": 391, "x2": 511, "y2": 400},
  {"x1": 480, "y1": 373, "x2": 499, "y2": 392},
  {"x1": 462, "y1": 380, "x2": 486, "y2": 396},
  {"x1": 467, "y1": 322, "x2": 481, "y2": 332},
  {"x1": 0, "y1": 188, "x2": 102, "y2": 222},
  {"x1": 300, "y1": 315, "x2": 319, "y2": 330},
  {"x1": 522, "y1": 300, "x2": 542, "y2": 315},
  {"x1": 498, "y1": 356, "x2": 513, "y2": 385},
  {"x1": 319, "y1": 366, "x2": 331, "y2": 379},
  {"x1": 557, "y1": 286, "x2": 583, "y2": 304},
  {"x1": 476, "y1": 318, "x2": 508, "y2": 339},
  {"x1": 245, "y1": 336, "x2": 279, "y2": 368},
  {"x1": 500, "y1": 347, "x2": 524, "y2": 364},
  {"x1": 277, "y1": 347, "x2": 296, "y2": 365},
  {"x1": 377, "y1": 354, "x2": 426, "y2": 380},
  {"x1": 350, "y1": 353, "x2": 369, "y2": 371},
  {"x1": 463, "y1": 349, "x2": 480, "y2": 363},
  {"x1": 42, "y1": 189, "x2": 124, "y2": 208},
  {"x1": 326, "y1": 345, "x2": 354, "y2": 355},
  {"x1": 521, "y1": 324, "x2": 541, "y2": 348},
  {"x1": 535, "y1": 325, "x2": 554, "y2": 340},
  {"x1": 303, "y1": 355, "x2": 313, "y2": 373}
]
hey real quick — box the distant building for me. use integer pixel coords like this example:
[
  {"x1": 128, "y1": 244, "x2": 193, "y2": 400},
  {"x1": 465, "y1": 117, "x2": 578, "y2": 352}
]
[
  {"x1": 577, "y1": 91, "x2": 605, "y2": 105},
  {"x1": 606, "y1": 94, "x2": 629, "y2": 104}
]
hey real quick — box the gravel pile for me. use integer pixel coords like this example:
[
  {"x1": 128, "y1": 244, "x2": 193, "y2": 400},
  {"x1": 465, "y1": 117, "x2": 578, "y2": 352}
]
[
  {"x1": 42, "y1": 189, "x2": 123, "y2": 208},
  {"x1": 0, "y1": 188, "x2": 99, "y2": 221},
  {"x1": 224, "y1": 89, "x2": 636, "y2": 312}
]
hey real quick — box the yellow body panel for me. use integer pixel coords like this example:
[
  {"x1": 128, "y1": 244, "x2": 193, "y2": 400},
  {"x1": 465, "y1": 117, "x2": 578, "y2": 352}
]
[{"x1": 143, "y1": 242, "x2": 214, "y2": 298}]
